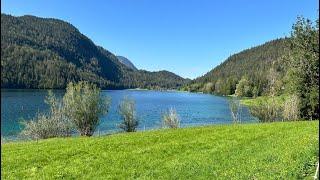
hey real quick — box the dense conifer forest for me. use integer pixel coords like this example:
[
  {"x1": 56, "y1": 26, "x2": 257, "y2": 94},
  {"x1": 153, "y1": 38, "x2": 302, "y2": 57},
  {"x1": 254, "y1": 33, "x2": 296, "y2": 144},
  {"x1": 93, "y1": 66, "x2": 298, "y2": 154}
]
[
  {"x1": 1, "y1": 14, "x2": 189, "y2": 89},
  {"x1": 182, "y1": 38, "x2": 290, "y2": 96}
]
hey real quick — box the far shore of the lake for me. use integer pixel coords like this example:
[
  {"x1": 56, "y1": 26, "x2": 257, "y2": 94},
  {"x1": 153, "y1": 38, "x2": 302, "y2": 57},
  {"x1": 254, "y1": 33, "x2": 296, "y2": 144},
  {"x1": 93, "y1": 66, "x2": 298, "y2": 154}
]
[{"x1": 1, "y1": 88, "x2": 197, "y2": 94}]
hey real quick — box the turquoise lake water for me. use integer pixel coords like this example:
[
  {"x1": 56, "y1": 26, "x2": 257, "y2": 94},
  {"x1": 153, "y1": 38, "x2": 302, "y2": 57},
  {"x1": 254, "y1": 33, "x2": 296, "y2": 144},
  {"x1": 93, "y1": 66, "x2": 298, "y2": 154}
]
[{"x1": 1, "y1": 89, "x2": 257, "y2": 138}]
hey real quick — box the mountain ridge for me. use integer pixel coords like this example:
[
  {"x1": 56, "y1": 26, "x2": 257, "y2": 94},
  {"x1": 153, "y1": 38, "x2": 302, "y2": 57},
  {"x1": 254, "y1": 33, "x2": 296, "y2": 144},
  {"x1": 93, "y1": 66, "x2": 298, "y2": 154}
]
[
  {"x1": 183, "y1": 38, "x2": 290, "y2": 96},
  {"x1": 1, "y1": 13, "x2": 189, "y2": 89},
  {"x1": 116, "y1": 56, "x2": 138, "y2": 71}
]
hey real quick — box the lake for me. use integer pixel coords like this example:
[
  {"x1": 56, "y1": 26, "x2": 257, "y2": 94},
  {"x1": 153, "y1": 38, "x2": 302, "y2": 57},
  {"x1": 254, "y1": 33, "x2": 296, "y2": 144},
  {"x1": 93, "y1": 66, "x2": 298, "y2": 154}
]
[{"x1": 1, "y1": 89, "x2": 257, "y2": 138}]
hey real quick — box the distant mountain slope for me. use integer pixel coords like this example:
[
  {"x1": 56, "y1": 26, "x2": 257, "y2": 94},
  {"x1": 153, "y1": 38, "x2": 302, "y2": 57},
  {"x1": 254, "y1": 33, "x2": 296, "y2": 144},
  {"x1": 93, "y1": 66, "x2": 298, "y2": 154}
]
[
  {"x1": 184, "y1": 38, "x2": 290, "y2": 95},
  {"x1": 1, "y1": 14, "x2": 188, "y2": 89},
  {"x1": 134, "y1": 70, "x2": 189, "y2": 89},
  {"x1": 116, "y1": 56, "x2": 138, "y2": 71}
]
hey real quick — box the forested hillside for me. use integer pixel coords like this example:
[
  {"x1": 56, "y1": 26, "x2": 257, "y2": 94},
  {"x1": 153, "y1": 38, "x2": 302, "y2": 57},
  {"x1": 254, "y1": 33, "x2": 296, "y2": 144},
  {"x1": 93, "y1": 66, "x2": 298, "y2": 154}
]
[
  {"x1": 184, "y1": 16, "x2": 318, "y2": 120},
  {"x1": 182, "y1": 38, "x2": 290, "y2": 96},
  {"x1": 1, "y1": 14, "x2": 188, "y2": 89}
]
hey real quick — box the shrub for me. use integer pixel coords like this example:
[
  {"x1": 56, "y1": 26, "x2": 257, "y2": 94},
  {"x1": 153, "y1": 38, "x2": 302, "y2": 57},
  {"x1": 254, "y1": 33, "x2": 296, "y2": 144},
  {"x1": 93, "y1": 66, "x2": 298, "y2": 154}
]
[
  {"x1": 118, "y1": 96, "x2": 138, "y2": 132},
  {"x1": 249, "y1": 97, "x2": 283, "y2": 122},
  {"x1": 162, "y1": 108, "x2": 180, "y2": 129},
  {"x1": 283, "y1": 94, "x2": 300, "y2": 121},
  {"x1": 63, "y1": 81, "x2": 110, "y2": 136},
  {"x1": 20, "y1": 91, "x2": 73, "y2": 139},
  {"x1": 228, "y1": 97, "x2": 242, "y2": 123},
  {"x1": 252, "y1": 86, "x2": 260, "y2": 98},
  {"x1": 235, "y1": 77, "x2": 252, "y2": 97},
  {"x1": 203, "y1": 82, "x2": 214, "y2": 93}
]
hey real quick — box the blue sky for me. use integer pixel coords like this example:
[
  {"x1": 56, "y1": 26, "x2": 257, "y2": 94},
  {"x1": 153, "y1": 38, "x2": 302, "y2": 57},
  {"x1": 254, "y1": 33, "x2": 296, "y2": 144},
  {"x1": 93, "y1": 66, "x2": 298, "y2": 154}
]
[{"x1": 2, "y1": 0, "x2": 318, "y2": 79}]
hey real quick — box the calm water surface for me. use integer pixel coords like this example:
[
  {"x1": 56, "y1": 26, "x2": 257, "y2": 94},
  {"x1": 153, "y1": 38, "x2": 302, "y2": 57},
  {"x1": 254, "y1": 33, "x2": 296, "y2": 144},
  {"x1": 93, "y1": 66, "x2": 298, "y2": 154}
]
[{"x1": 1, "y1": 89, "x2": 257, "y2": 138}]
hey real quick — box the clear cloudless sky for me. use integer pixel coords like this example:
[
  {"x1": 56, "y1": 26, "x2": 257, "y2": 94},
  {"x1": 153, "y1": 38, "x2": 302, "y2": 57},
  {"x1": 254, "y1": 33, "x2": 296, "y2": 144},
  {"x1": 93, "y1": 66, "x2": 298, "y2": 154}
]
[{"x1": 1, "y1": 0, "x2": 319, "y2": 79}]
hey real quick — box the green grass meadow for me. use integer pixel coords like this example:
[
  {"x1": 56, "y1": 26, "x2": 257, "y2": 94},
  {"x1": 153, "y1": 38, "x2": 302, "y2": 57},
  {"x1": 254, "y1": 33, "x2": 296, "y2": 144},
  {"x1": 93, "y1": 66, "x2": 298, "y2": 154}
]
[{"x1": 1, "y1": 121, "x2": 319, "y2": 179}]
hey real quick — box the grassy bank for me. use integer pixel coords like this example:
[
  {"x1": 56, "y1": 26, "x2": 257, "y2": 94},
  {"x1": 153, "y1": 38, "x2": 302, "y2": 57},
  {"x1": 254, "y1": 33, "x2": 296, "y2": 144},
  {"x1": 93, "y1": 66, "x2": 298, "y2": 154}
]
[
  {"x1": 1, "y1": 121, "x2": 319, "y2": 179},
  {"x1": 240, "y1": 95, "x2": 287, "y2": 107}
]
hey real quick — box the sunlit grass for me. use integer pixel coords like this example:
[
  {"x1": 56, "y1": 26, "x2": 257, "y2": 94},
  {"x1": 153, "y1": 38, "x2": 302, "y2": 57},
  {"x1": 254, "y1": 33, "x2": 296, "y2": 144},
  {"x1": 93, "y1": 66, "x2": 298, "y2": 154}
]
[{"x1": 1, "y1": 121, "x2": 318, "y2": 179}]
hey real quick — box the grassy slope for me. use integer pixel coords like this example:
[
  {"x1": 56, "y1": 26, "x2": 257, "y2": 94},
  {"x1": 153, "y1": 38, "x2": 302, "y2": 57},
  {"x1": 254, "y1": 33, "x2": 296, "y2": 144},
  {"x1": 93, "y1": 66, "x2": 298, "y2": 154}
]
[{"x1": 1, "y1": 121, "x2": 319, "y2": 179}]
